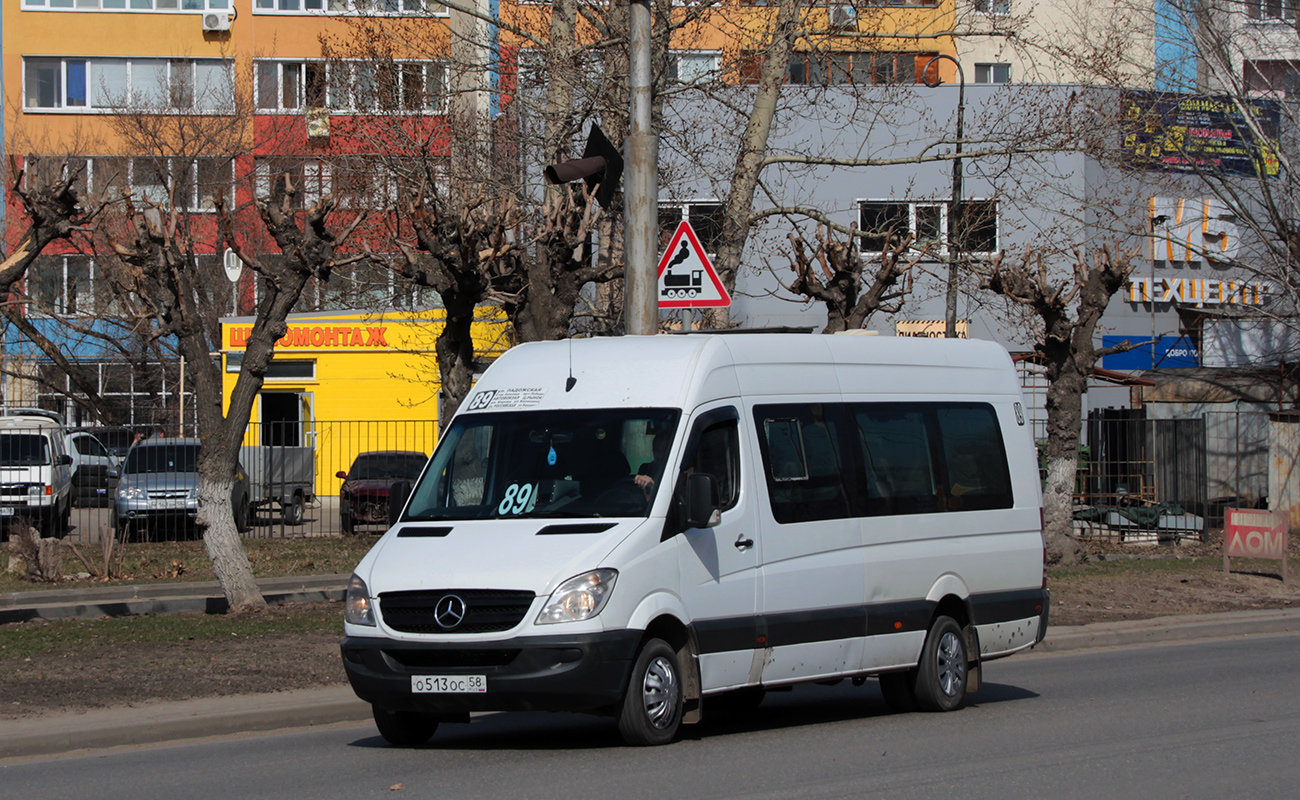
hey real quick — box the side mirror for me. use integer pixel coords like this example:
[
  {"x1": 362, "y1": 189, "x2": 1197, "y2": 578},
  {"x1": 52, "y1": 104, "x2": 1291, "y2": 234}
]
[
  {"x1": 107, "y1": 467, "x2": 120, "y2": 480},
  {"x1": 336, "y1": 470, "x2": 348, "y2": 480},
  {"x1": 388, "y1": 480, "x2": 412, "y2": 527},
  {"x1": 670, "y1": 473, "x2": 722, "y2": 535},
  {"x1": 59, "y1": 454, "x2": 74, "y2": 466}
]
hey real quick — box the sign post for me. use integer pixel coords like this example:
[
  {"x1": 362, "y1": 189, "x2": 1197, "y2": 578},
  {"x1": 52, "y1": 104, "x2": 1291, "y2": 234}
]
[{"x1": 656, "y1": 221, "x2": 731, "y2": 329}]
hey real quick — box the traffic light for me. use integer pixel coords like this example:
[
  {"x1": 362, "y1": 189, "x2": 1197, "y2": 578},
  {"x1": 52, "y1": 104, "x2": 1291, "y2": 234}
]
[{"x1": 544, "y1": 124, "x2": 624, "y2": 209}]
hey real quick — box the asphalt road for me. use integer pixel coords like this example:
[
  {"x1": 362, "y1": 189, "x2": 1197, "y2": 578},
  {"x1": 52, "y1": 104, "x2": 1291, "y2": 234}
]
[{"x1": 5, "y1": 633, "x2": 1299, "y2": 799}]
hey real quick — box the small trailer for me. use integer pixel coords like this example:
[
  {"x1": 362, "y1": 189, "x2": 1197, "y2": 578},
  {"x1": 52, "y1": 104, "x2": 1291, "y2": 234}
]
[{"x1": 239, "y1": 445, "x2": 316, "y2": 525}]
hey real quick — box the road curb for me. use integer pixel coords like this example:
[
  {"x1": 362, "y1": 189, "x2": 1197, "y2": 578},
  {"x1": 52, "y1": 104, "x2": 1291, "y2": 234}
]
[
  {"x1": 1038, "y1": 607, "x2": 1300, "y2": 652},
  {"x1": 0, "y1": 688, "x2": 371, "y2": 760},
  {"x1": 0, "y1": 575, "x2": 350, "y2": 624}
]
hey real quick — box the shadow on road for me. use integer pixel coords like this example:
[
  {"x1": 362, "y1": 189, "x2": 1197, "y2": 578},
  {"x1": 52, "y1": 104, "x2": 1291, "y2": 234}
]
[{"x1": 345, "y1": 679, "x2": 1040, "y2": 751}]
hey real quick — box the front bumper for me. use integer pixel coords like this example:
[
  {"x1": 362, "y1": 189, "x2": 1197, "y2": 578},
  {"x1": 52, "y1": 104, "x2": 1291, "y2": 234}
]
[{"x1": 341, "y1": 630, "x2": 643, "y2": 715}]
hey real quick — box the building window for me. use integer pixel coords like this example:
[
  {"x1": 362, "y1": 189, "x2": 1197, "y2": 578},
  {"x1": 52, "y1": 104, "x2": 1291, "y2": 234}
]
[
  {"x1": 974, "y1": 0, "x2": 1010, "y2": 13},
  {"x1": 859, "y1": 199, "x2": 999, "y2": 256},
  {"x1": 668, "y1": 51, "x2": 722, "y2": 84},
  {"x1": 1245, "y1": 60, "x2": 1300, "y2": 97},
  {"x1": 23, "y1": 57, "x2": 233, "y2": 112},
  {"x1": 27, "y1": 256, "x2": 97, "y2": 316},
  {"x1": 62, "y1": 155, "x2": 234, "y2": 209},
  {"x1": 255, "y1": 157, "x2": 397, "y2": 211},
  {"x1": 975, "y1": 63, "x2": 1011, "y2": 84},
  {"x1": 22, "y1": 0, "x2": 229, "y2": 10},
  {"x1": 659, "y1": 201, "x2": 724, "y2": 255},
  {"x1": 1246, "y1": 0, "x2": 1293, "y2": 20},
  {"x1": 253, "y1": 0, "x2": 446, "y2": 14},
  {"x1": 254, "y1": 60, "x2": 445, "y2": 112},
  {"x1": 740, "y1": 51, "x2": 937, "y2": 86}
]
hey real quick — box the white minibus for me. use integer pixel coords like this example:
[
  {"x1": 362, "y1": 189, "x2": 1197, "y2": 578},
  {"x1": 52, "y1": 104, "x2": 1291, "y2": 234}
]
[{"x1": 342, "y1": 333, "x2": 1048, "y2": 746}]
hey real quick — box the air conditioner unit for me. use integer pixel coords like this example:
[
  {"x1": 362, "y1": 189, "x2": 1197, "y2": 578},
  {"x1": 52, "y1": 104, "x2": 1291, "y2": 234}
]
[
  {"x1": 830, "y1": 4, "x2": 858, "y2": 29},
  {"x1": 202, "y1": 12, "x2": 232, "y2": 31}
]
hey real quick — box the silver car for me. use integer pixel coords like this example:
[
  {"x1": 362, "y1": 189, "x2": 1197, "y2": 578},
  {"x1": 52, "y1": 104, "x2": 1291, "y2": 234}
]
[{"x1": 113, "y1": 438, "x2": 251, "y2": 540}]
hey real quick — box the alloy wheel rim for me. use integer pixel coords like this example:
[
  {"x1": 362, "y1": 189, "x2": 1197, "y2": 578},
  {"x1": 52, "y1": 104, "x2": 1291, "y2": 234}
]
[{"x1": 936, "y1": 631, "x2": 966, "y2": 697}]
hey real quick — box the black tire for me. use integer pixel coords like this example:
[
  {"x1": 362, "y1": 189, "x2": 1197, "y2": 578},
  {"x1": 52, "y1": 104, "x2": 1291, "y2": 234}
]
[
  {"x1": 372, "y1": 706, "x2": 438, "y2": 747},
  {"x1": 878, "y1": 671, "x2": 919, "y2": 713},
  {"x1": 282, "y1": 493, "x2": 304, "y2": 525},
  {"x1": 913, "y1": 616, "x2": 968, "y2": 712},
  {"x1": 235, "y1": 496, "x2": 252, "y2": 533},
  {"x1": 341, "y1": 508, "x2": 354, "y2": 535},
  {"x1": 616, "y1": 638, "x2": 683, "y2": 746},
  {"x1": 57, "y1": 500, "x2": 71, "y2": 538}
]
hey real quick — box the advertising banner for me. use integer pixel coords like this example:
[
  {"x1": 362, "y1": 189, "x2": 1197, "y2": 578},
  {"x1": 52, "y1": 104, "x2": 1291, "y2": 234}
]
[
  {"x1": 1101, "y1": 335, "x2": 1199, "y2": 370},
  {"x1": 1120, "y1": 92, "x2": 1280, "y2": 177}
]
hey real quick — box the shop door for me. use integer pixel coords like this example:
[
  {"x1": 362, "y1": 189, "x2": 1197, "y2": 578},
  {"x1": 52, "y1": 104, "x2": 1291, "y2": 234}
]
[{"x1": 260, "y1": 392, "x2": 313, "y2": 447}]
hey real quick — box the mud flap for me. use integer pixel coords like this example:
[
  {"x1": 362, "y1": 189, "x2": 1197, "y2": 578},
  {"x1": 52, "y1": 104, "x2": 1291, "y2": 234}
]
[
  {"x1": 964, "y1": 625, "x2": 981, "y2": 693},
  {"x1": 681, "y1": 644, "x2": 702, "y2": 724}
]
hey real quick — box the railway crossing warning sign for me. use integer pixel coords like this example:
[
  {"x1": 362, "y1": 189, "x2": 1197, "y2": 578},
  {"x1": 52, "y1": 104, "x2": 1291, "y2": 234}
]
[{"x1": 656, "y1": 221, "x2": 731, "y2": 309}]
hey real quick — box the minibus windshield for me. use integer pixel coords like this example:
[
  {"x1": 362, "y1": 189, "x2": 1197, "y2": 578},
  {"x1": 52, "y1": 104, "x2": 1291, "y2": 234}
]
[{"x1": 404, "y1": 408, "x2": 680, "y2": 521}]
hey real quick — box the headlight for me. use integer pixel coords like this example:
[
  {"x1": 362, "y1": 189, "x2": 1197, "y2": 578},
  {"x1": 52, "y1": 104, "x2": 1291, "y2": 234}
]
[
  {"x1": 118, "y1": 485, "x2": 145, "y2": 501},
  {"x1": 536, "y1": 569, "x2": 618, "y2": 625},
  {"x1": 345, "y1": 573, "x2": 376, "y2": 627}
]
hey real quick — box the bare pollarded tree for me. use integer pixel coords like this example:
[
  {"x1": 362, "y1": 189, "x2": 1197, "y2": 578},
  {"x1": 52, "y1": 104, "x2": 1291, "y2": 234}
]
[
  {"x1": 785, "y1": 224, "x2": 919, "y2": 333},
  {"x1": 980, "y1": 245, "x2": 1139, "y2": 564}
]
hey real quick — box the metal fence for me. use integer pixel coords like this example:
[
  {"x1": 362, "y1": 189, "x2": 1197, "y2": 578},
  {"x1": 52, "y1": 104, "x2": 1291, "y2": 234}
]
[
  {"x1": 1076, "y1": 409, "x2": 1207, "y2": 542},
  {"x1": 1073, "y1": 408, "x2": 1281, "y2": 543},
  {"x1": 61, "y1": 419, "x2": 439, "y2": 546}
]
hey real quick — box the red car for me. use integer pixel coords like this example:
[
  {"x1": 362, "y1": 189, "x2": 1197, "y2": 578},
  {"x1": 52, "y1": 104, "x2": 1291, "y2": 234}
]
[{"x1": 336, "y1": 450, "x2": 428, "y2": 534}]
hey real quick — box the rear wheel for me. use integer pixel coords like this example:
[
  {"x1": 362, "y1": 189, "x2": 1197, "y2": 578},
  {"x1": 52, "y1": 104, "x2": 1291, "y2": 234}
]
[
  {"x1": 282, "y1": 493, "x2": 304, "y2": 525},
  {"x1": 340, "y1": 508, "x2": 354, "y2": 535},
  {"x1": 372, "y1": 706, "x2": 439, "y2": 747},
  {"x1": 616, "y1": 638, "x2": 683, "y2": 746},
  {"x1": 913, "y1": 616, "x2": 968, "y2": 712}
]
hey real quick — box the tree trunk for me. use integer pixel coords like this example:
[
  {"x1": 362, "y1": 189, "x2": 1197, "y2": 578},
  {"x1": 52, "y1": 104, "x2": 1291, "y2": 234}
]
[
  {"x1": 1040, "y1": 359, "x2": 1086, "y2": 565},
  {"x1": 436, "y1": 289, "x2": 479, "y2": 421},
  {"x1": 196, "y1": 475, "x2": 262, "y2": 611}
]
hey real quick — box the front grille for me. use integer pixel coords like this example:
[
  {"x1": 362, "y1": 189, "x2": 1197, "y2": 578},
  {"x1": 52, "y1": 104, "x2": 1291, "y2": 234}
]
[
  {"x1": 378, "y1": 589, "x2": 536, "y2": 634},
  {"x1": 147, "y1": 488, "x2": 189, "y2": 500},
  {"x1": 0, "y1": 484, "x2": 34, "y2": 498},
  {"x1": 382, "y1": 648, "x2": 521, "y2": 669}
]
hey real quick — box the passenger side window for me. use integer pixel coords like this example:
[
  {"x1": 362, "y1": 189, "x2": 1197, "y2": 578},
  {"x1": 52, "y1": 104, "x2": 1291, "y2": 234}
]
[
  {"x1": 934, "y1": 405, "x2": 1012, "y2": 511},
  {"x1": 850, "y1": 405, "x2": 941, "y2": 515},
  {"x1": 755, "y1": 404, "x2": 852, "y2": 524}
]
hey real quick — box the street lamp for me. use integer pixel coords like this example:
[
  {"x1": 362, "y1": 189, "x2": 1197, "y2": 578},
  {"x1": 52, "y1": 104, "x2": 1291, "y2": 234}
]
[{"x1": 922, "y1": 54, "x2": 964, "y2": 339}]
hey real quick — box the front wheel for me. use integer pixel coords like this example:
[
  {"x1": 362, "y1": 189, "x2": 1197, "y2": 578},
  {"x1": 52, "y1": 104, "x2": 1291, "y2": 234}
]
[
  {"x1": 372, "y1": 706, "x2": 439, "y2": 747},
  {"x1": 616, "y1": 638, "x2": 683, "y2": 746},
  {"x1": 913, "y1": 616, "x2": 968, "y2": 712}
]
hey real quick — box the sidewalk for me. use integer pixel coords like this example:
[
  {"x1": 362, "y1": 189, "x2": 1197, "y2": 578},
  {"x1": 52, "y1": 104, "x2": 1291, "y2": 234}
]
[{"x1": 2, "y1": 587, "x2": 1299, "y2": 760}]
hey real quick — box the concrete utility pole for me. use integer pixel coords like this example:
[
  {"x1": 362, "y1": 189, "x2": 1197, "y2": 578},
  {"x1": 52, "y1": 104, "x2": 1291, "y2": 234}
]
[
  {"x1": 923, "y1": 55, "x2": 965, "y2": 339},
  {"x1": 624, "y1": 0, "x2": 658, "y2": 336}
]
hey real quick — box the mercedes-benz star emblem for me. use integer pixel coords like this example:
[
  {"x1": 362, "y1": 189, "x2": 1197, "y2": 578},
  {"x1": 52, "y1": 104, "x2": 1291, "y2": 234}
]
[{"x1": 434, "y1": 594, "x2": 467, "y2": 629}]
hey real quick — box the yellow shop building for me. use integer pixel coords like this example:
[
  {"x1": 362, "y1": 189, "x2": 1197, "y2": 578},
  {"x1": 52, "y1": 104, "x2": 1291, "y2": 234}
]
[{"x1": 221, "y1": 308, "x2": 511, "y2": 498}]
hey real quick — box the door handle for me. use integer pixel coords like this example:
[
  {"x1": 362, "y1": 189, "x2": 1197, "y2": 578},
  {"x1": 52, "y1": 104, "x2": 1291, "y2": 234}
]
[{"x1": 734, "y1": 534, "x2": 754, "y2": 550}]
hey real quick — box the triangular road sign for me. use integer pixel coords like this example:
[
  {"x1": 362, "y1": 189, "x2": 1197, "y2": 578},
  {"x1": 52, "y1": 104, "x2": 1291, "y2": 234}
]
[{"x1": 656, "y1": 221, "x2": 732, "y2": 309}]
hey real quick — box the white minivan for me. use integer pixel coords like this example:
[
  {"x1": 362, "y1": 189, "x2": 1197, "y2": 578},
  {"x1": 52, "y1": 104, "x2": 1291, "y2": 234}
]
[{"x1": 342, "y1": 333, "x2": 1049, "y2": 746}]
